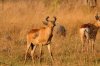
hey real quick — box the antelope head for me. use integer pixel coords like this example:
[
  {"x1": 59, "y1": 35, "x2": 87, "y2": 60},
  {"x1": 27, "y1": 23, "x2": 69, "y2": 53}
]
[
  {"x1": 42, "y1": 16, "x2": 57, "y2": 28},
  {"x1": 95, "y1": 13, "x2": 100, "y2": 27},
  {"x1": 95, "y1": 13, "x2": 100, "y2": 21}
]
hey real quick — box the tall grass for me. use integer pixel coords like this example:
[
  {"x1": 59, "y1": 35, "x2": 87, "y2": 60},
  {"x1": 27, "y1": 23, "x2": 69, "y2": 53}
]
[{"x1": 0, "y1": 0, "x2": 100, "y2": 66}]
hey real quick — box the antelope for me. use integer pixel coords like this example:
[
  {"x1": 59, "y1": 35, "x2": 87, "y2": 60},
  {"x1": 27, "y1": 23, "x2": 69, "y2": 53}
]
[
  {"x1": 24, "y1": 16, "x2": 57, "y2": 64},
  {"x1": 79, "y1": 13, "x2": 100, "y2": 52},
  {"x1": 56, "y1": 25, "x2": 66, "y2": 37}
]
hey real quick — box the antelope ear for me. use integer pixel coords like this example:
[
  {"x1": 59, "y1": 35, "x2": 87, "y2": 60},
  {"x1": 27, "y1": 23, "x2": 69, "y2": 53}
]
[{"x1": 42, "y1": 21, "x2": 48, "y2": 25}]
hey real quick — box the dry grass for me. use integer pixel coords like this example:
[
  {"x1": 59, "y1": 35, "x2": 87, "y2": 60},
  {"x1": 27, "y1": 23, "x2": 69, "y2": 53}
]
[{"x1": 0, "y1": 0, "x2": 100, "y2": 66}]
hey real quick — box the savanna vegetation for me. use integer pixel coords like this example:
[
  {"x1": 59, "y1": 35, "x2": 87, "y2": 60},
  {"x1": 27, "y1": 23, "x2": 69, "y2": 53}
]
[{"x1": 0, "y1": 0, "x2": 100, "y2": 66}]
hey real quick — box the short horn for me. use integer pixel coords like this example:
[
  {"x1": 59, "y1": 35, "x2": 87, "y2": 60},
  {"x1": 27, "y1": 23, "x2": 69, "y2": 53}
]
[
  {"x1": 46, "y1": 16, "x2": 49, "y2": 21},
  {"x1": 53, "y1": 16, "x2": 57, "y2": 22}
]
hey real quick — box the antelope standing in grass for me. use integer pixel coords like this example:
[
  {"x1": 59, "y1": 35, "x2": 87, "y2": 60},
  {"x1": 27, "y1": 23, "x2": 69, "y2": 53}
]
[
  {"x1": 79, "y1": 13, "x2": 100, "y2": 52},
  {"x1": 24, "y1": 16, "x2": 57, "y2": 64}
]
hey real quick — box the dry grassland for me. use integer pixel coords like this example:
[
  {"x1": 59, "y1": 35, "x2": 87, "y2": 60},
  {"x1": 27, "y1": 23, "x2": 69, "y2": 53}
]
[{"x1": 0, "y1": 0, "x2": 100, "y2": 66}]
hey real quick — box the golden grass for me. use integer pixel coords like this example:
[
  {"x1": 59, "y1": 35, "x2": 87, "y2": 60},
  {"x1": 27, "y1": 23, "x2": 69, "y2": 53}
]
[{"x1": 0, "y1": 0, "x2": 100, "y2": 66}]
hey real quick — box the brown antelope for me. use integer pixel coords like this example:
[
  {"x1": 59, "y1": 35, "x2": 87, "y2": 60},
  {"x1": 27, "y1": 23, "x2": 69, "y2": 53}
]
[
  {"x1": 79, "y1": 13, "x2": 100, "y2": 52},
  {"x1": 24, "y1": 16, "x2": 56, "y2": 64},
  {"x1": 55, "y1": 24, "x2": 66, "y2": 37}
]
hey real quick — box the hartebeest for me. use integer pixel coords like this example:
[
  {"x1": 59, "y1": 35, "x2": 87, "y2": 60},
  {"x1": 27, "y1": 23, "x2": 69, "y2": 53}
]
[
  {"x1": 55, "y1": 24, "x2": 66, "y2": 37},
  {"x1": 79, "y1": 13, "x2": 100, "y2": 52},
  {"x1": 24, "y1": 16, "x2": 56, "y2": 64}
]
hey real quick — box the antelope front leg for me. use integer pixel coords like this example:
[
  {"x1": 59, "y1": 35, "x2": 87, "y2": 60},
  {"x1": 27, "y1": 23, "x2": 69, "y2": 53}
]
[
  {"x1": 47, "y1": 44, "x2": 54, "y2": 62},
  {"x1": 31, "y1": 45, "x2": 36, "y2": 64}
]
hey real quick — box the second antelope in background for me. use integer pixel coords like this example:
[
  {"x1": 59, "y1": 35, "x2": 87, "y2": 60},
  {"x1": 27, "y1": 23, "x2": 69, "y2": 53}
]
[
  {"x1": 79, "y1": 13, "x2": 100, "y2": 52},
  {"x1": 55, "y1": 24, "x2": 66, "y2": 37},
  {"x1": 24, "y1": 16, "x2": 57, "y2": 64}
]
